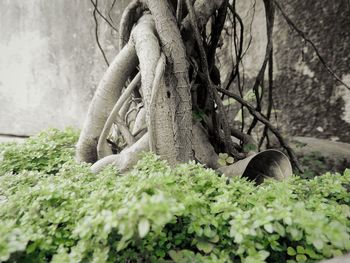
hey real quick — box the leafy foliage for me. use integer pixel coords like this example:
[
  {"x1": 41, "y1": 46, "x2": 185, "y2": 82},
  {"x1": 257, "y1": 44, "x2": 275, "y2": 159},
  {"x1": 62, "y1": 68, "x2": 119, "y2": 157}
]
[
  {"x1": 218, "y1": 153, "x2": 235, "y2": 166},
  {"x1": 0, "y1": 129, "x2": 349, "y2": 263},
  {"x1": 0, "y1": 128, "x2": 78, "y2": 175}
]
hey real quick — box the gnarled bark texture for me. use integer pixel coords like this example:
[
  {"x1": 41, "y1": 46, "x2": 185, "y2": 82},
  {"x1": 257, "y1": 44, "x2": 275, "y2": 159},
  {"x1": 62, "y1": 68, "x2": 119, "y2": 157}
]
[
  {"x1": 76, "y1": 44, "x2": 138, "y2": 163},
  {"x1": 77, "y1": 0, "x2": 301, "y2": 175}
]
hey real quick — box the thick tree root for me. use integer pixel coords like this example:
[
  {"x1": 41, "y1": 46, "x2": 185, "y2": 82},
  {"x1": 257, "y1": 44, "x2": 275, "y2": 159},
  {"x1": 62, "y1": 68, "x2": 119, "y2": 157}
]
[
  {"x1": 91, "y1": 133, "x2": 149, "y2": 174},
  {"x1": 76, "y1": 43, "x2": 138, "y2": 163},
  {"x1": 97, "y1": 73, "x2": 141, "y2": 159},
  {"x1": 149, "y1": 53, "x2": 166, "y2": 151},
  {"x1": 146, "y1": 0, "x2": 193, "y2": 163},
  {"x1": 192, "y1": 123, "x2": 220, "y2": 169},
  {"x1": 91, "y1": 123, "x2": 220, "y2": 173},
  {"x1": 119, "y1": 0, "x2": 146, "y2": 50},
  {"x1": 132, "y1": 107, "x2": 146, "y2": 139},
  {"x1": 81, "y1": 0, "x2": 302, "y2": 177},
  {"x1": 131, "y1": 14, "x2": 179, "y2": 165}
]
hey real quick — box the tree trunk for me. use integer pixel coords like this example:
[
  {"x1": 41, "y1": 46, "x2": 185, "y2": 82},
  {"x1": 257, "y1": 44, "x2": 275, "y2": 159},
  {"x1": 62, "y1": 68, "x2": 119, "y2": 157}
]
[{"x1": 77, "y1": 0, "x2": 302, "y2": 174}]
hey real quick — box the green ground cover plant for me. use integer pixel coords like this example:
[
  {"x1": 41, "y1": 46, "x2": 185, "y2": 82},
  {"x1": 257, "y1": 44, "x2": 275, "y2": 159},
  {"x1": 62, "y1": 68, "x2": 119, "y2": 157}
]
[{"x1": 0, "y1": 129, "x2": 349, "y2": 262}]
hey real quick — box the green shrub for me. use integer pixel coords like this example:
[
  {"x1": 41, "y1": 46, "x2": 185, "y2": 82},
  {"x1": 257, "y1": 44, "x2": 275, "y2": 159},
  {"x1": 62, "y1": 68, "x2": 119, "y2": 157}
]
[
  {"x1": 0, "y1": 128, "x2": 78, "y2": 175},
  {"x1": 0, "y1": 130, "x2": 349, "y2": 262}
]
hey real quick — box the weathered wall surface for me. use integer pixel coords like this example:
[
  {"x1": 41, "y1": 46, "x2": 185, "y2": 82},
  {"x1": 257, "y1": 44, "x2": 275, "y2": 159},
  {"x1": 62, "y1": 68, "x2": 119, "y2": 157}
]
[
  {"x1": 1, "y1": 0, "x2": 349, "y2": 143},
  {"x1": 272, "y1": 0, "x2": 350, "y2": 142},
  {"x1": 0, "y1": 0, "x2": 128, "y2": 136},
  {"x1": 222, "y1": 0, "x2": 350, "y2": 143}
]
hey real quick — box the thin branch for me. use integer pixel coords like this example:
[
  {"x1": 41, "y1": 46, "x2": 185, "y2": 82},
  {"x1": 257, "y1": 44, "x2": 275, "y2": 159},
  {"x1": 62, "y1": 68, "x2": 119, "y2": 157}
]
[
  {"x1": 90, "y1": 0, "x2": 118, "y2": 32},
  {"x1": 227, "y1": 3, "x2": 244, "y2": 79},
  {"x1": 274, "y1": 0, "x2": 350, "y2": 91},
  {"x1": 240, "y1": 0, "x2": 256, "y2": 59},
  {"x1": 229, "y1": 1, "x2": 245, "y2": 133},
  {"x1": 208, "y1": 0, "x2": 229, "y2": 70},
  {"x1": 224, "y1": 0, "x2": 254, "y2": 93},
  {"x1": 185, "y1": 0, "x2": 245, "y2": 159},
  {"x1": 247, "y1": 0, "x2": 275, "y2": 135},
  {"x1": 90, "y1": 0, "x2": 110, "y2": 66},
  {"x1": 108, "y1": 0, "x2": 117, "y2": 24},
  {"x1": 176, "y1": 0, "x2": 183, "y2": 26},
  {"x1": 97, "y1": 73, "x2": 141, "y2": 158},
  {"x1": 259, "y1": 48, "x2": 274, "y2": 149},
  {"x1": 216, "y1": 86, "x2": 303, "y2": 173}
]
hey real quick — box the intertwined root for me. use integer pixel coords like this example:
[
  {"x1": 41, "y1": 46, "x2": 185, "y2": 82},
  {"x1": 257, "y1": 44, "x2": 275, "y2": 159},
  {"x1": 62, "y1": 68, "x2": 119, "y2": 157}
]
[
  {"x1": 76, "y1": 0, "x2": 226, "y2": 172},
  {"x1": 77, "y1": 0, "x2": 301, "y2": 174}
]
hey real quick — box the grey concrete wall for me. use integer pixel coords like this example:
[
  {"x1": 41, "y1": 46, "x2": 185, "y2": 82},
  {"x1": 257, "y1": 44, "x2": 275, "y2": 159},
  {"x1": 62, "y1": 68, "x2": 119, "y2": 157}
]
[
  {"x1": 272, "y1": 0, "x2": 350, "y2": 142},
  {"x1": 0, "y1": 0, "x2": 129, "y2": 136},
  {"x1": 1, "y1": 0, "x2": 349, "y2": 143},
  {"x1": 220, "y1": 0, "x2": 350, "y2": 142}
]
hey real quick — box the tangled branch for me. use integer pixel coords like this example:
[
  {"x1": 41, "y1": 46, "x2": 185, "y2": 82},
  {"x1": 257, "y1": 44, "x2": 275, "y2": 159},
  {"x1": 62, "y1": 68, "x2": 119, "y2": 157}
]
[
  {"x1": 90, "y1": 0, "x2": 110, "y2": 66},
  {"x1": 81, "y1": 0, "x2": 315, "y2": 176},
  {"x1": 216, "y1": 86, "x2": 303, "y2": 173}
]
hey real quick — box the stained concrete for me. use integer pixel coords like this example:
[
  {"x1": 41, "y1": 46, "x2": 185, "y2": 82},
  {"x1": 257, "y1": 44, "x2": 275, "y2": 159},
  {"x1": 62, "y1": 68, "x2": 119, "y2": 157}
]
[
  {"x1": 1, "y1": 0, "x2": 349, "y2": 142},
  {"x1": 219, "y1": 0, "x2": 350, "y2": 143},
  {"x1": 0, "y1": 0, "x2": 129, "y2": 136}
]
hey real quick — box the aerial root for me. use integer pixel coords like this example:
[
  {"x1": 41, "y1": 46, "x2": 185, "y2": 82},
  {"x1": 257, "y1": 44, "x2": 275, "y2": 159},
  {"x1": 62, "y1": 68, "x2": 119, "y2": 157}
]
[
  {"x1": 76, "y1": 43, "x2": 138, "y2": 163},
  {"x1": 149, "y1": 53, "x2": 166, "y2": 152},
  {"x1": 97, "y1": 73, "x2": 141, "y2": 159},
  {"x1": 192, "y1": 123, "x2": 220, "y2": 169},
  {"x1": 91, "y1": 133, "x2": 149, "y2": 174},
  {"x1": 132, "y1": 107, "x2": 147, "y2": 139},
  {"x1": 84, "y1": 1, "x2": 301, "y2": 176},
  {"x1": 119, "y1": 0, "x2": 146, "y2": 50}
]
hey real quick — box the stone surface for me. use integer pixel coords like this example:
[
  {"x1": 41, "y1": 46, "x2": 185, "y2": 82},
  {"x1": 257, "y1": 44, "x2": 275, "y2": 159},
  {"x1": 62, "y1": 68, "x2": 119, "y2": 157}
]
[{"x1": 292, "y1": 136, "x2": 350, "y2": 173}]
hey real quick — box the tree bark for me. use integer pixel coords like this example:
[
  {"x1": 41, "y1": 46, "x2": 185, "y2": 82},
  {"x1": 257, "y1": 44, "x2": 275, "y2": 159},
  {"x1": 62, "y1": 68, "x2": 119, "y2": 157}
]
[
  {"x1": 76, "y1": 43, "x2": 138, "y2": 163},
  {"x1": 146, "y1": 0, "x2": 193, "y2": 164}
]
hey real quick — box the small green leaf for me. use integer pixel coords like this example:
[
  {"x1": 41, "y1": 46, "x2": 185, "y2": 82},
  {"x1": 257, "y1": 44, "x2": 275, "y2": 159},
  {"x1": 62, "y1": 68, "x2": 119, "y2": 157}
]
[
  {"x1": 210, "y1": 235, "x2": 220, "y2": 243},
  {"x1": 296, "y1": 254, "x2": 307, "y2": 262},
  {"x1": 235, "y1": 233, "x2": 243, "y2": 243},
  {"x1": 169, "y1": 250, "x2": 183, "y2": 262},
  {"x1": 264, "y1": 223, "x2": 274, "y2": 233},
  {"x1": 218, "y1": 159, "x2": 227, "y2": 166},
  {"x1": 312, "y1": 239, "x2": 323, "y2": 250},
  {"x1": 305, "y1": 247, "x2": 320, "y2": 259},
  {"x1": 226, "y1": 157, "x2": 234, "y2": 164},
  {"x1": 258, "y1": 250, "x2": 270, "y2": 260},
  {"x1": 196, "y1": 240, "x2": 214, "y2": 254},
  {"x1": 284, "y1": 217, "x2": 292, "y2": 225},
  {"x1": 296, "y1": 246, "x2": 305, "y2": 254},
  {"x1": 203, "y1": 226, "x2": 215, "y2": 238},
  {"x1": 287, "y1": 247, "x2": 297, "y2": 256},
  {"x1": 219, "y1": 153, "x2": 229, "y2": 159},
  {"x1": 138, "y1": 218, "x2": 150, "y2": 238}
]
